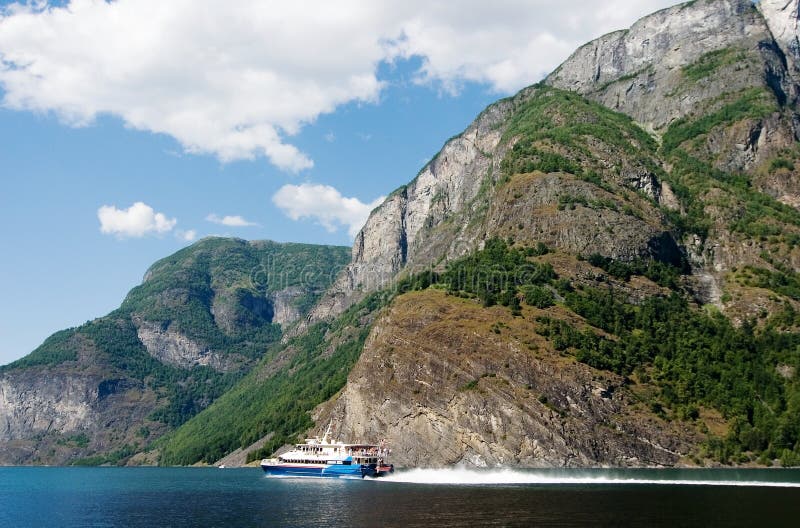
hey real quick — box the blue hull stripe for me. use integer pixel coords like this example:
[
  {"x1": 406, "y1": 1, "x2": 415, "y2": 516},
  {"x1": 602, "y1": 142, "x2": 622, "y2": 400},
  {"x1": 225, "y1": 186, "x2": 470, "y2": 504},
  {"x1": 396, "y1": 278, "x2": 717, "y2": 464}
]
[{"x1": 261, "y1": 464, "x2": 371, "y2": 479}]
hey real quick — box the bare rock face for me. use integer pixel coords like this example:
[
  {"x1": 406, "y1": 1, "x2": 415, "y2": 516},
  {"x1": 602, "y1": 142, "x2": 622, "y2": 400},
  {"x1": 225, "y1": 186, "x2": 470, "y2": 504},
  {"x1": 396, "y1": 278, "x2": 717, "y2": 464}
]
[
  {"x1": 485, "y1": 173, "x2": 683, "y2": 265},
  {"x1": 0, "y1": 373, "x2": 96, "y2": 443},
  {"x1": 270, "y1": 286, "x2": 304, "y2": 326},
  {"x1": 315, "y1": 291, "x2": 700, "y2": 468},
  {"x1": 547, "y1": 0, "x2": 779, "y2": 127},
  {"x1": 760, "y1": 0, "x2": 800, "y2": 75},
  {"x1": 307, "y1": 97, "x2": 518, "y2": 323},
  {"x1": 0, "y1": 366, "x2": 160, "y2": 465},
  {"x1": 134, "y1": 318, "x2": 238, "y2": 372},
  {"x1": 547, "y1": 0, "x2": 799, "y2": 178}
]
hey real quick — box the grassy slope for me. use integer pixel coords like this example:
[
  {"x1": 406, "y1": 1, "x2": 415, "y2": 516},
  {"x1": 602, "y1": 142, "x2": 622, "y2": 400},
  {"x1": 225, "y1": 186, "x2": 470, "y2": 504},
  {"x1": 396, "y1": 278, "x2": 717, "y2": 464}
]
[
  {"x1": 0, "y1": 238, "x2": 350, "y2": 464},
  {"x1": 164, "y1": 83, "x2": 800, "y2": 466},
  {"x1": 158, "y1": 292, "x2": 390, "y2": 465}
]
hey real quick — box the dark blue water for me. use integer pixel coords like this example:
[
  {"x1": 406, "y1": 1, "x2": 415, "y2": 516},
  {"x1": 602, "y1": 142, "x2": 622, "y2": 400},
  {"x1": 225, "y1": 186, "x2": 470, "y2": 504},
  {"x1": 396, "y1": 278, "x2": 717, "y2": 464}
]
[{"x1": 1, "y1": 467, "x2": 800, "y2": 527}]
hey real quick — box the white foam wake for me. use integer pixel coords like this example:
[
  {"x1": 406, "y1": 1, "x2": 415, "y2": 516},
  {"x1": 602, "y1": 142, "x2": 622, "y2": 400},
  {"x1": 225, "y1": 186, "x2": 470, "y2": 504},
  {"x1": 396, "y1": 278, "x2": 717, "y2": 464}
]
[{"x1": 376, "y1": 468, "x2": 800, "y2": 488}]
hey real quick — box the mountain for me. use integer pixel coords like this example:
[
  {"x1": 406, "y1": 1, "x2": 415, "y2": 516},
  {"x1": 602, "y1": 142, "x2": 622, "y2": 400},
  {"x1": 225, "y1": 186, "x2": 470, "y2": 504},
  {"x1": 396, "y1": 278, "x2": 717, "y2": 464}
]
[
  {"x1": 300, "y1": 0, "x2": 800, "y2": 467},
  {"x1": 0, "y1": 238, "x2": 350, "y2": 465},
  {"x1": 4, "y1": 0, "x2": 800, "y2": 468},
  {"x1": 310, "y1": 0, "x2": 800, "y2": 326}
]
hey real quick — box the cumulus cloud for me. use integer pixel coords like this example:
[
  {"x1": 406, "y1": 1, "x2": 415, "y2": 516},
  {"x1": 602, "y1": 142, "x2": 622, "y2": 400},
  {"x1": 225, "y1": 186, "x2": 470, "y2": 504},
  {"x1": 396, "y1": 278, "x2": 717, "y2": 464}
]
[
  {"x1": 385, "y1": 1, "x2": 678, "y2": 94},
  {"x1": 176, "y1": 229, "x2": 197, "y2": 242},
  {"x1": 273, "y1": 183, "x2": 384, "y2": 238},
  {"x1": 206, "y1": 213, "x2": 259, "y2": 227},
  {"x1": 97, "y1": 202, "x2": 177, "y2": 238},
  {"x1": 0, "y1": 1, "x2": 676, "y2": 169}
]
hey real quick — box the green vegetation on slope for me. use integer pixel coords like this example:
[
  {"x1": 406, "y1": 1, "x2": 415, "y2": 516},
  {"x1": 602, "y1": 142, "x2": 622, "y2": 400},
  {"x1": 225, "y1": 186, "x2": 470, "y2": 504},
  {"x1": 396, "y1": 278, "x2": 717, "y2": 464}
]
[
  {"x1": 158, "y1": 292, "x2": 391, "y2": 466},
  {"x1": 1, "y1": 329, "x2": 81, "y2": 370},
  {"x1": 501, "y1": 86, "x2": 660, "y2": 180},
  {"x1": 662, "y1": 88, "x2": 776, "y2": 154},
  {"x1": 397, "y1": 240, "x2": 800, "y2": 465},
  {"x1": 122, "y1": 238, "x2": 350, "y2": 358},
  {"x1": 558, "y1": 286, "x2": 800, "y2": 465},
  {"x1": 681, "y1": 47, "x2": 749, "y2": 83},
  {"x1": 1, "y1": 238, "x2": 351, "y2": 464},
  {"x1": 583, "y1": 253, "x2": 685, "y2": 289}
]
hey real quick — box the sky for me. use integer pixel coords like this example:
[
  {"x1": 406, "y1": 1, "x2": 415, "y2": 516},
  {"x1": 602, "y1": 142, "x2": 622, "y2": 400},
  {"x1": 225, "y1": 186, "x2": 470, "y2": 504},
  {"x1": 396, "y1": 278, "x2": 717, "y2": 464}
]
[{"x1": 0, "y1": 0, "x2": 680, "y2": 366}]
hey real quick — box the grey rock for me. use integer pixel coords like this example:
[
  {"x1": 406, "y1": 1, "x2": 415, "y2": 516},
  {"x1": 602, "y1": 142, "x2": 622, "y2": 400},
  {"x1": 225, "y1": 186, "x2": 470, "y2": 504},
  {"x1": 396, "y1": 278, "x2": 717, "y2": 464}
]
[
  {"x1": 134, "y1": 318, "x2": 237, "y2": 372},
  {"x1": 760, "y1": 0, "x2": 800, "y2": 76},
  {"x1": 271, "y1": 286, "x2": 304, "y2": 326},
  {"x1": 306, "y1": 96, "x2": 518, "y2": 323},
  {"x1": 0, "y1": 366, "x2": 160, "y2": 465},
  {"x1": 314, "y1": 292, "x2": 699, "y2": 468}
]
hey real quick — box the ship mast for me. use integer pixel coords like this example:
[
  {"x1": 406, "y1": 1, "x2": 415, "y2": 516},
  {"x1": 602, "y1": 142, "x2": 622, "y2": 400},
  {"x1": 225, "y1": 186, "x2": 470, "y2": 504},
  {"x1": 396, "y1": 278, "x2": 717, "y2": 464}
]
[{"x1": 322, "y1": 421, "x2": 333, "y2": 444}]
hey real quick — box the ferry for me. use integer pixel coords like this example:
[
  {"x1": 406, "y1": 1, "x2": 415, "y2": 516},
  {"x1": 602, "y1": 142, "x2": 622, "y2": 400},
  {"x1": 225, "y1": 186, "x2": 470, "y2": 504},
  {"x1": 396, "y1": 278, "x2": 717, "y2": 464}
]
[{"x1": 260, "y1": 424, "x2": 394, "y2": 479}]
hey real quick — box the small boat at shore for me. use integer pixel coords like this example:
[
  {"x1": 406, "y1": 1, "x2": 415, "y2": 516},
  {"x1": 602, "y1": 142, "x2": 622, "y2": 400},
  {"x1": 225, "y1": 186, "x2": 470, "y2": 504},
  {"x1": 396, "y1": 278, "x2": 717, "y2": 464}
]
[{"x1": 260, "y1": 424, "x2": 394, "y2": 479}]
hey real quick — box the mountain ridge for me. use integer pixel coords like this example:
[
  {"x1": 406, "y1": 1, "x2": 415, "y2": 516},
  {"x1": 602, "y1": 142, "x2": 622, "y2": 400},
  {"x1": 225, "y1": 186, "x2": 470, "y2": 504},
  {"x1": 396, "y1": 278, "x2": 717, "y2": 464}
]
[
  {"x1": 4, "y1": 0, "x2": 800, "y2": 468},
  {"x1": 0, "y1": 238, "x2": 350, "y2": 465}
]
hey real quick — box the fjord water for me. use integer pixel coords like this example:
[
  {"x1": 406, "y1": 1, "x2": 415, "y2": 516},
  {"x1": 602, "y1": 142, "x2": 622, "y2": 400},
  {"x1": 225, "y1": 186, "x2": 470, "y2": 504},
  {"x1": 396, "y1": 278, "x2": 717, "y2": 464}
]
[{"x1": 1, "y1": 467, "x2": 800, "y2": 527}]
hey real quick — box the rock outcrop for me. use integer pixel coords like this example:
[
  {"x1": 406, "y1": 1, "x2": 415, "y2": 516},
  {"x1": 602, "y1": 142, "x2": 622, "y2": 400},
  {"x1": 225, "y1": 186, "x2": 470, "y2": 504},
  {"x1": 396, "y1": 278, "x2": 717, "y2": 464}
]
[
  {"x1": 0, "y1": 238, "x2": 349, "y2": 465},
  {"x1": 315, "y1": 291, "x2": 700, "y2": 467},
  {"x1": 547, "y1": 0, "x2": 790, "y2": 127},
  {"x1": 134, "y1": 318, "x2": 239, "y2": 372},
  {"x1": 308, "y1": 0, "x2": 800, "y2": 329},
  {"x1": 307, "y1": 98, "x2": 517, "y2": 323},
  {"x1": 547, "y1": 0, "x2": 799, "y2": 185},
  {"x1": 761, "y1": 0, "x2": 800, "y2": 75},
  {"x1": 270, "y1": 286, "x2": 305, "y2": 326},
  {"x1": 0, "y1": 365, "x2": 160, "y2": 465}
]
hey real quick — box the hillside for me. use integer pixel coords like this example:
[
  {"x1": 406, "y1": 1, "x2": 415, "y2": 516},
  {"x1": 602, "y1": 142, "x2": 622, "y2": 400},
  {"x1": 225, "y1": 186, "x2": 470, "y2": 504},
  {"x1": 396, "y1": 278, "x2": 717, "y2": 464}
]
[
  {"x1": 3, "y1": 0, "x2": 800, "y2": 468},
  {"x1": 225, "y1": 0, "x2": 800, "y2": 467},
  {"x1": 0, "y1": 238, "x2": 349, "y2": 465},
  {"x1": 318, "y1": 241, "x2": 800, "y2": 466}
]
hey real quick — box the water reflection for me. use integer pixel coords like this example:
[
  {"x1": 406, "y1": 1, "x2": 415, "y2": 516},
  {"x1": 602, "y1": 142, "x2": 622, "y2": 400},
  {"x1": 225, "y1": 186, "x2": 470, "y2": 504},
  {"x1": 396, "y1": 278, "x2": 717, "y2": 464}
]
[{"x1": 1, "y1": 467, "x2": 800, "y2": 528}]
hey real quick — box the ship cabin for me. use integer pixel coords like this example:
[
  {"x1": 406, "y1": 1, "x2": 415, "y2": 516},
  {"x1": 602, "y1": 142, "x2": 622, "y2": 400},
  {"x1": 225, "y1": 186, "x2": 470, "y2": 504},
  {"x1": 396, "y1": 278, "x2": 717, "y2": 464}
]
[{"x1": 347, "y1": 443, "x2": 382, "y2": 465}]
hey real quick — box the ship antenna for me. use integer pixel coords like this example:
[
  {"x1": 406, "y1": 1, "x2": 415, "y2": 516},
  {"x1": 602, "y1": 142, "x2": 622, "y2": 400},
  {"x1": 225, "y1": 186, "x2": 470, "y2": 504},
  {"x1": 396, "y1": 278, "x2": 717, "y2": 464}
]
[{"x1": 323, "y1": 421, "x2": 332, "y2": 443}]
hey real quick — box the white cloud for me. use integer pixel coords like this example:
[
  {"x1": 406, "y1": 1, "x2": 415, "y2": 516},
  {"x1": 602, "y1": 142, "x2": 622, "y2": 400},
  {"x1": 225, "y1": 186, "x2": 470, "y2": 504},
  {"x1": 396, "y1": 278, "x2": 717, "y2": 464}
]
[
  {"x1": 176, "y1": 229, "x2": 197, "y2": 242},
  {"x1": 206, "y1": 213, "x2": 259, "y2": 227},
  {"x1": 0, "y1": 1, "x2": 677, "y2": 169},
  {"x1": 273, "y1": 183, "x2": 384, "y2": 238},
  {"x1": 97, "y1": 202, "x2": 177, "y2": 238}
]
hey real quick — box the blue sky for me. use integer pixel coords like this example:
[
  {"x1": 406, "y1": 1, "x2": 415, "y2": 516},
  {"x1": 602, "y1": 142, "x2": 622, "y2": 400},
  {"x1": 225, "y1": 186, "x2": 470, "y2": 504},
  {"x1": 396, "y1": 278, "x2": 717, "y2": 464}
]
[{"x1": 0, "y1": 0, "x2": 678, "y2": 365}]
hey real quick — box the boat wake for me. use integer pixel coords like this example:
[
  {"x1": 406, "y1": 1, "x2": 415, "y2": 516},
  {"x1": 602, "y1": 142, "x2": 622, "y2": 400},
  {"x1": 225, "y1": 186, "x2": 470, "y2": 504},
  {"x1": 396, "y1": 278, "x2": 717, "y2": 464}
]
[{"x1": 375, "y1": 467, "x2": 800, "y2": 488}]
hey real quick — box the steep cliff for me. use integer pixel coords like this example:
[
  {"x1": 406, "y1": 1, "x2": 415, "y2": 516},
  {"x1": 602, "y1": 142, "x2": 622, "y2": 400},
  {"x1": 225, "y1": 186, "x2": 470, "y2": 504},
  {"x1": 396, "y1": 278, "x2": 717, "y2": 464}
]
[
  {"x1": 315, "y1": 290, "x2": 703, "y2": 467},
  {"x1": 299, "y1": 0, "x2": 800, "y2": 468},
  {"x1": 5, "y1": 0, "x2": 800, "y2": 469},
  {"x1": 309, "y1": 0, "x2": 800, "y2": 330},
  {"x1": 0, "y1": 238, "x2": 349, "y2": 465}
]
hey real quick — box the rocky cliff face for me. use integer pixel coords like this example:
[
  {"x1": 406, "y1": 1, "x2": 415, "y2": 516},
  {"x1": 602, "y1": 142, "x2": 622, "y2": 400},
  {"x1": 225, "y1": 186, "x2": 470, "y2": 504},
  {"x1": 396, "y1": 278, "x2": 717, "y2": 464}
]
[
  {"x1": 547, "y1": 0, "x2": 799, "y2": 181},
  {"x1": 134, "y1": 318, "x2": 240, "y2": 372},
  {"x1": 0, "y1": 363, "x2": 162, "y2": 465},
  {"x1": 761, "y1": 0, "x2": 800, "y2": 74},
  {"x1": 308, "y1": 0, "x2": 800, "y2": 328},
  {"x1": 302, "y1": 0, "x2": 800, "y2": 469},
  {"x1": 548, "y1": 0, "x2": 793, "y2": 125},
  {"x1": 315, "y1": 291, "x2": 700, "y2": 467},
  {"x1": 308, "y1": 99, "x2": 516, "y2": 322}
]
